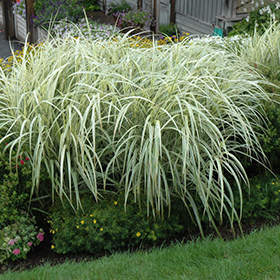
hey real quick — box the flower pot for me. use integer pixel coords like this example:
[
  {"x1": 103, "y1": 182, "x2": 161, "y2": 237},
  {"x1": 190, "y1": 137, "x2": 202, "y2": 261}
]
[
  {"x1": 14, "y1": 13, "x2": 47, "y2": 43},
  {"x1": 14, "y1": 13, "x2": 27, "y2": 42},
  {"x1": 36, "y1": 27, "x2": 48, "y2": 42}
]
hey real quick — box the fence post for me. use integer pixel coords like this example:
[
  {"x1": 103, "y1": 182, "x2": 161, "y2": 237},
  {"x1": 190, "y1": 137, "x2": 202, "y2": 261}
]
[
  {"x1": 153, "y1": 0, "x2": 159, "y2": 34},
  {"x1": 2, "y1": 0, "x2": 15, "y2": 39},
  {"x1": 25, "y1": 0, "x2": 36, "y2": 43},
  {"x1": 170, "y1": 0, "x2": 175, "y2": 23}
]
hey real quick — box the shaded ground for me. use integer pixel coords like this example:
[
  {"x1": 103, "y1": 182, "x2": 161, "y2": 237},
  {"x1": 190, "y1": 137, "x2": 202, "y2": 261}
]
[
  {"x1": 1, "y1": 216, "x2": 279, "y2": 275},
  {"x1": 0, "y1": 27, "x2": 23, "y2": 59}
]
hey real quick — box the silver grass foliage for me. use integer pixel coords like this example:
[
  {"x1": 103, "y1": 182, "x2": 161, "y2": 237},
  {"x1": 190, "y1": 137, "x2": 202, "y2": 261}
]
[{"x1": 0, "y1": 33, "x2": 271, "y2": 234}]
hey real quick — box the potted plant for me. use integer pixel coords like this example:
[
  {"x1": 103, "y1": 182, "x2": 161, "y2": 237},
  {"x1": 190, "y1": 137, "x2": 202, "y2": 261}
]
[
  {"x1": 12, "y1": 0, "x2": 48, "y2": 42},
  {"x1": 120, "y1": 9, "x2": 155, "y2": 29},
  {"x1": 12, "y1": 0, "x2": 27, "y2": 42}
]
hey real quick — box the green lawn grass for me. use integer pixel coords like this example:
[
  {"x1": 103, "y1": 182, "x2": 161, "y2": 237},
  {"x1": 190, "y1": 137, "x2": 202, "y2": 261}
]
[{"x1": 1, "y1": 225, "x2": 280, "y2": 280}]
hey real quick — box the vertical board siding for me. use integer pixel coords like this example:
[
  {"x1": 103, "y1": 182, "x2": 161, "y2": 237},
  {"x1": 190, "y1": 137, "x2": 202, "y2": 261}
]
[
  {"x1": 0, "y1": 5, "x2": 3, "y2": 28},
  {"x1": 97, "y1": 0, "x2": 104, "y2": 10},
  {"x1": 176, "y1": 0, "x2": 226, "y2": 26}
]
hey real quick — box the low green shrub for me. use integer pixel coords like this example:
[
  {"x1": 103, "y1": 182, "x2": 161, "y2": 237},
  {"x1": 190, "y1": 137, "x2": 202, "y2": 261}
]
[
  {"x1": 0, "y1": 214, "x2": 44, "y2": 264},
  {"x1": 0, "y1": 140, "x2": 47, "y2": 263},
  {"x1": 233, "y1": 173, "x2": 280, "y2": 222},
  {"x1": 0, "y1": 148, "x2": 32, "y2": 228},
  {"x1": 48, "y1": 194, "x2": 184, "y2": 254},
  {"x1": 159, "y1": 23, "x2": 179, "y2": 37}
]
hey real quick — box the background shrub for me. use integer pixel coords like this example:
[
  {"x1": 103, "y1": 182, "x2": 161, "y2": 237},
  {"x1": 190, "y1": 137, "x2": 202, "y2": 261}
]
[
  {"x1": 48, "y1": 193, "x2": 184, "y2": 254},
  {"x1": 228, "y1": 3, "x2": 280, "y2": 36},
  {"x1": 0, "y1": 141, "x2": 46, "y2": 264},
  {"x1": 32, "y1": 0, "x2": 84, "y2": 27},
  {"x1": 0, "y1": 144, "x2": 32, "y2": 229},
  {"x1": 232, "y1": 173, "x2": 280, "y2": 222}
]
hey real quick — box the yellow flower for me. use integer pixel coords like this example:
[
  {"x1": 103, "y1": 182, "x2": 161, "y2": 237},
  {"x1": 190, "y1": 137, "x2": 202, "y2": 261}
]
[
  {"x1": 272, "y1": 182, "x2": 275, "y2": 185},
  {"x1": 51, "y1": 245, "x2": 55, "y2": 249},
  {"x1": 90, "y1": 214, "x2": 93, "y2": 217},
  {"x1": 77, "y1": 225, "x2": 79, "y2": 229},
  {"x1": 100, "y1": 228, "x2": 103, "y2": 231},
  {"x1": 136, "y1": 232, "x2": 141, "y2": 237},
  {"x1": 52, "y1": 230, "x2": 55, "y2": 234},
  {"x1": 93, "y1": 219, "x2": 97, "y2": 224},
  {"x1": 81, "y1": 220, "x2": 85, "y2": 224},
  {"x1": 114, "y1": 201, "x2": 118, "y2": 205}
]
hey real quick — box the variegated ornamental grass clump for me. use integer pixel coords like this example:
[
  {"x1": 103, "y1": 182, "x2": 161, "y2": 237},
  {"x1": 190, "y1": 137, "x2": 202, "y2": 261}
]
[
  {"x1": 0, "y1": 34, "x2": 271, "y2": 234},
  {"x1": 227, "y1": 22, "x2": 280, "y2": 81}
]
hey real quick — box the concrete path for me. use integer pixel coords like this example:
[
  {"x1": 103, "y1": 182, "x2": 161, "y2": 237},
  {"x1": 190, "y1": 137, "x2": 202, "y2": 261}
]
[{"x1": 0, "y1": 27, "x2": 23, "y2": 60}]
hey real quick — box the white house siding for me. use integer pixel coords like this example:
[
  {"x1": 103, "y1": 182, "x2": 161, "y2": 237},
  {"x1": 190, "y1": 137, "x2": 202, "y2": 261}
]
[
  {"x1": 0, "y1": 4, "x2": 3, "y2": 28},
  {"x1": 143, "y1": 0, "x2": 152, "y2": 12},
  {"x1": 175, "y1": 0, "x2": 225, "y2": 34}
]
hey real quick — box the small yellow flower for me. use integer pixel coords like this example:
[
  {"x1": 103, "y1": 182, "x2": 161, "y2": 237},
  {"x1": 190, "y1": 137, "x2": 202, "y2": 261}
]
[
  {"x1": 90, "y1": 214, "x2": 93, "y2": 217},
  {"x1": 136, "y1": 232, "x2": 141, "y2": 237},
  {"x1": 272, "y1": 182, "x2": 275, "y2": 185},
  {"x1": 52, "y1": 230, "x2": 55, "y2": 234},
  {"x1": 77, "y1": 225, "x2": 79, "y2": 229},
  {"x1": 93, "y1": 219, "x2": 97, "y2": 224},
  {"x1": 81, "y1": 220, "x2": 85, "y2": 224},
  {"x1": 51, "y1": 245, "x2": 55, "y2": 249},
  {"x1": 100, "y1": 228, "x2": 103, "y2": 231},
  {"x1": 114, "y1": 201, "x2": 118, "y2": 205}
]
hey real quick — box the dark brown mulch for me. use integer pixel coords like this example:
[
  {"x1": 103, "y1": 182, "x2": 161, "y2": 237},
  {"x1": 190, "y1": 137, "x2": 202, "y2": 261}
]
[{"x1": 1, "y1": 216, "x2": 280, "y2": 275}]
